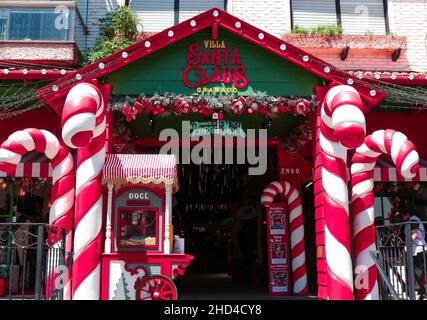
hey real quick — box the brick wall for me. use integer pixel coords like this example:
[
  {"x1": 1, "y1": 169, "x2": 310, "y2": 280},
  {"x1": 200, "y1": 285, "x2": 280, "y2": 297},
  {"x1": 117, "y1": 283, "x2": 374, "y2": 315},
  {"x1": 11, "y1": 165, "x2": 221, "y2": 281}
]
[
  {"x1": 228, "y1": 0, "x2": 291, "y2": 37},
  {"x1": 388, "y1": 0, "x2": 427, "y2": 71},
  {"x1": 305, "y1": 49, "x2": 412, "y2": 71}
]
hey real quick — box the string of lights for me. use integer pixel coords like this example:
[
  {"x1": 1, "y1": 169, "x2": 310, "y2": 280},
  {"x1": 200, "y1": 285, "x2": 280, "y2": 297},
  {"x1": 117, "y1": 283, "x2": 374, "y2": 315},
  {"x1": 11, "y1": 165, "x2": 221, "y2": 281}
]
[
  {"x1": 0, "y1": 79, "x2": 50, "y2": 120},
  {"x1": 306, "y1": 57, "x2": 427, "y2": 107}
]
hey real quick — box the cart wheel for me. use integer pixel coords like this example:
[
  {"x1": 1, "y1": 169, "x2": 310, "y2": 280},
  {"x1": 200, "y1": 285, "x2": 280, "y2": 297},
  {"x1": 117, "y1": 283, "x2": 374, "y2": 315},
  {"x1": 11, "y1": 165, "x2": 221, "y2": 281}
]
[{"x1": 135, "y1": 275, "x2": 178, "y2": 300}]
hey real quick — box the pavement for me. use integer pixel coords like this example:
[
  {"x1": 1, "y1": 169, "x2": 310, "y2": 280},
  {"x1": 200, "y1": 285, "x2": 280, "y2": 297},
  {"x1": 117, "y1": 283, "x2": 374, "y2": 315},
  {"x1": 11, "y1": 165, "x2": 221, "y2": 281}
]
[{"x1": 176, "y1": 272, "x2": 318, "y2": 300}]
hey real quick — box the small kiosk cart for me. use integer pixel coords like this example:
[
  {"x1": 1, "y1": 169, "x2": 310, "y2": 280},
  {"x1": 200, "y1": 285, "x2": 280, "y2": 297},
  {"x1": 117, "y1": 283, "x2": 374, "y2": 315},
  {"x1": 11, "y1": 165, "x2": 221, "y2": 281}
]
[{"x1": 101, "y1": 154, "x2": 193, "y2": 300}]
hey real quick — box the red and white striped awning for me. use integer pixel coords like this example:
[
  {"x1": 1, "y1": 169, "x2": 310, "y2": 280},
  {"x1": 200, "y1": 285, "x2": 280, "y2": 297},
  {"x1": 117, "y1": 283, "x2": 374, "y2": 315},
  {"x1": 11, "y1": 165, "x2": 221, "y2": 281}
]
[
  {"x1": 0, "y1": 151, "x2": 53, "y2": 178},
  {"x1": 4, "y1": 151, "x2": 426, "y2": 184},
  {"x1": 374, "y1": 157, "x2": 427, "y2": 182},
  {"x1": 102, "y1": 154, "x2": 178, "y2": 191}
]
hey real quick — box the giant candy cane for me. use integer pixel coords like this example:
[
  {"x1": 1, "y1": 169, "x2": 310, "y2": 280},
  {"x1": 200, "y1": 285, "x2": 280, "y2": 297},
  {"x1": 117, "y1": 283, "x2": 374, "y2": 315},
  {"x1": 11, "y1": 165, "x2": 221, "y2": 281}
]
[
  {"x1": 320, "y1": 85, "x2": 366, "y2": 300},
  {"x1": 261, "y1": 180, "x2": 308, "y2": 295},
  {"x1": 62, "y1": 83, "x2": 106, "y2": 300},
  {"x1": 351, "y1": 129, "x2": 419, "y2": 300},
  {"x1": 0, "y1": 128, "x2": 74, "y2": 299}
]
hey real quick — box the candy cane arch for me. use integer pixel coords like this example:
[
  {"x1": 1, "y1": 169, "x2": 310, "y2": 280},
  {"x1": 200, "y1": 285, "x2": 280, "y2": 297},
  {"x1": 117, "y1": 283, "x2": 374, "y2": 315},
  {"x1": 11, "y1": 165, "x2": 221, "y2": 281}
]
[
  {"x1": 0, "y1": 128, "x2": 74, "y2": 299},
  {"x1": 320, "y1": 85, "x2": 366, "y2": 300},
  {"x1": 261, "y1": 180, "x2": 308, "y2": 295},
  {"x1": 62, "y1": 82, "x2": 106, "y2": 300},
  {"x1": 351, "y1": 129, "x2": 419, "y2": 300}
]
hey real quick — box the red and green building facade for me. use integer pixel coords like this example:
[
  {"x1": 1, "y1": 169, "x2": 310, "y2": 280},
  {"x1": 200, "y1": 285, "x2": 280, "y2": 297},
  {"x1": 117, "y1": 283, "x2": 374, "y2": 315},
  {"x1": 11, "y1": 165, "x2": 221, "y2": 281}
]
[{"x1": 1, "y1": 8, "x2": 426, "y2": 300}]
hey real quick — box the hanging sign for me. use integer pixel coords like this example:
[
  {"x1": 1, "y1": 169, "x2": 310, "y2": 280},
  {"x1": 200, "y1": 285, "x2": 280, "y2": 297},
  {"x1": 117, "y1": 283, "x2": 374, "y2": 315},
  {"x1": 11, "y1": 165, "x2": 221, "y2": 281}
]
[
  {"x1": 266, "y1": 203, "x2": 291, "y2": 296},
  {"x1": 182, "y1": 40, "x2": 248, "y2": 94},
  {"x1": 189, "y1": 120, "x2": 246, "y2": 138}
]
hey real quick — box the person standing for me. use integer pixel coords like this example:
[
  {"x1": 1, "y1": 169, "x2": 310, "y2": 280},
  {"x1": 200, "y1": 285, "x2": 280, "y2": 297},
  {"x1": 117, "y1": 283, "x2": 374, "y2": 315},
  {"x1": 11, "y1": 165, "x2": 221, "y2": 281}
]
[{"x1": 402, "y1": 210, "x2": 427, "y2": 299}]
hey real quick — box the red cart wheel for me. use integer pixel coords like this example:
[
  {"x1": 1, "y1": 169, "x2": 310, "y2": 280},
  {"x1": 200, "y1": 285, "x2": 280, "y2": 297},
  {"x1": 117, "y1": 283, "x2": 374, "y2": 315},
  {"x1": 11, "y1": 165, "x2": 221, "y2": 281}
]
[{"x1": 135, "y1": 275, "x2": 178, "y2": 300}]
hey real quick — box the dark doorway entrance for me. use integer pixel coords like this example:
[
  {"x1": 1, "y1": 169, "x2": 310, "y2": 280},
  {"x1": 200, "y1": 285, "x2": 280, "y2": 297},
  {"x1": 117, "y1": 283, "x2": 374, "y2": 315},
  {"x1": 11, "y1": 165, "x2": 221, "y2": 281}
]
[
  {"x1": 172, "y1": 147, "x2": 279, "y2": 299},
  {"x1": 135, "y1": 140, "x2": 317, "y2": 299}
]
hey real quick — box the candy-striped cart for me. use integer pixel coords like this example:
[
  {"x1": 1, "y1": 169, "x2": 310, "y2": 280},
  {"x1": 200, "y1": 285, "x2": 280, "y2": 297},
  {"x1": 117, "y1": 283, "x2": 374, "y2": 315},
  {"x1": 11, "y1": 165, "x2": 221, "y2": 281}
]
[{"x1": 100, "y1": 154, "x2": 193, "y2": 300}]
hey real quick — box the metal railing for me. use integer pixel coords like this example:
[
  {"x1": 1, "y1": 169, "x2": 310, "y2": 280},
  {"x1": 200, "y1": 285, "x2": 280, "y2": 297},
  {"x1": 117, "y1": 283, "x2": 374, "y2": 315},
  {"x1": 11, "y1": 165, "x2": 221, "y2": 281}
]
[
  {"x1": 0, "y1": 223, "x2": 68, "y2": 300},
  {"x1": 373, "y1": 221, "x2": 427, "y2": 300}
]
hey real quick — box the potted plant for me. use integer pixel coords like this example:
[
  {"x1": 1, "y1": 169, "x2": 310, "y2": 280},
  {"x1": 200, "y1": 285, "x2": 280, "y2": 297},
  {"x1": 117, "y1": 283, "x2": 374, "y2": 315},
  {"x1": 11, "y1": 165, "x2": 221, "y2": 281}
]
[
  {"x1": 0, "y1": 265, "x2": 9, "y2": 297},
  {"x1": 283, "y1": 24, "x2": 406, "y2": 53}
]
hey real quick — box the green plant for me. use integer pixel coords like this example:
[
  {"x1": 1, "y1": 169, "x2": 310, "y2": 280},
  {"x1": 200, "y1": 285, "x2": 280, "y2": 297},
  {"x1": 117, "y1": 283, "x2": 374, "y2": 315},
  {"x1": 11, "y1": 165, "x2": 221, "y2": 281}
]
[
  {"x1": 291, "y1": 24, "x2": 343, "y2": 36},
  {"x1": 291, "y1": 25, "x2": 309, "y2": 34},
  {"x1": 311, "y1": 24, "x2": 343, "y2": 36},
  {"x1": 364, "y1": 31, "x2": 375, "y2": 36},
  {"x1": 83, "y1": 6, "x2": 141, "y2": 65}
]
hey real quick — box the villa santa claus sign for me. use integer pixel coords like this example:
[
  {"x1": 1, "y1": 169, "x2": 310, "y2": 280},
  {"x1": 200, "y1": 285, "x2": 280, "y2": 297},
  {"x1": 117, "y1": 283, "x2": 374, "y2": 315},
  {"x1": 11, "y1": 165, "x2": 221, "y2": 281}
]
[{"x1": 182, "y1": 40, "x2": 248, "y2": 93}]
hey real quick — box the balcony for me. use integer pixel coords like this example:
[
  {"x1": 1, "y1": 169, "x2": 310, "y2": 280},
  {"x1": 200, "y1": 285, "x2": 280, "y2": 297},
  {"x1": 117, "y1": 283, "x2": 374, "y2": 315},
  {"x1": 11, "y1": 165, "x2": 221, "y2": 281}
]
[
  {"x1": 282, "y1": 33, "x2": 407, "y2": 61},
  {"x1": 0, "y1": 1, "x2": 88, "y2": 67},
  {"x1": 0, "y1": 40, "x2": 78, "y2": 67}
]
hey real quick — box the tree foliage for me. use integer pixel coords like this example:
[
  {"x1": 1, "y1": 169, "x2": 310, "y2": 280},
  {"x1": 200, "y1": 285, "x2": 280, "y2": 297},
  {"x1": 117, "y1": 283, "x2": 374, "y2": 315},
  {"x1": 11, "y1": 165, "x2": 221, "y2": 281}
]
[{"x1": 83, "y1": 6, "x2": 141, "y2": 65}]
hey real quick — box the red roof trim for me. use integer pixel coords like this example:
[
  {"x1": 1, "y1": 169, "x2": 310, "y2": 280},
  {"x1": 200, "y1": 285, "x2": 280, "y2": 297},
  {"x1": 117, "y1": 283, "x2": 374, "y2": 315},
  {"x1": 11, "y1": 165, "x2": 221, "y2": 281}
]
[
  {"x1": 0, "y1": 69, "x2": 68, "y2": 80},
  {"x1": 36, "y1": 8, "x2": 385, "y2": 113},
  {"x1": 348, "y1": 71, "x2": 427, "y2": 86}
]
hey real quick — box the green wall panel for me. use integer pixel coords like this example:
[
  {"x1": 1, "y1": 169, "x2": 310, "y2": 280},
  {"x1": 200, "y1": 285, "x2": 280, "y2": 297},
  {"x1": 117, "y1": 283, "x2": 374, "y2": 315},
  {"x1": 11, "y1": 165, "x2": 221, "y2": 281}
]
[{"x1": 106, "y1": 27, "x2": 322, "y2": 97}]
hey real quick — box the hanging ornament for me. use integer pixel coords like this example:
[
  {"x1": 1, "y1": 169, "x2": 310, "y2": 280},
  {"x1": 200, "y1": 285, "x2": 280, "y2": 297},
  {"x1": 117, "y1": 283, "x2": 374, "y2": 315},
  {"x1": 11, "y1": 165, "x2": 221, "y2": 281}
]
[{"x1": 295, "y1": 99, "x2": 311, "y2": 116}]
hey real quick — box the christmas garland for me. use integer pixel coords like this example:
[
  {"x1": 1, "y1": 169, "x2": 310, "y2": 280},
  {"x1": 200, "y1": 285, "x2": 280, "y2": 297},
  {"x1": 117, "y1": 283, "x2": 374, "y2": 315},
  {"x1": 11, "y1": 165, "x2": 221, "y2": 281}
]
[
  {"x1": 109, "y1": 94, "x2": 313, "y2": 122},
  {"x1": 112, "y1": 112, "x2": 136, "y2": 154},
  {"x1": 281, "y1": 116, "x2": 312, "y2": 157},
  {"x1": 110, "y1": 94, "x2": 314, "y2": 156}
]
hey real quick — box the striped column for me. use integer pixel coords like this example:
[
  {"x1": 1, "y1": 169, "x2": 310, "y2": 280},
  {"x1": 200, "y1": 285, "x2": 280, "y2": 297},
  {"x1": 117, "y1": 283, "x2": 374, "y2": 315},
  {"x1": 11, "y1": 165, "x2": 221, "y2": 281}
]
[
  {"x1": 61, "y1": 83, "x2": 106, "y2": 300},
  {"x1": 351, "y1": 129, "x2": 419, "y2": 300},
  {"x1": 0, "y1": 128, "x2": 74, "y2": 299},
  {"x1": 320, "y1": 85, "x2": 366, "y2": 300}
]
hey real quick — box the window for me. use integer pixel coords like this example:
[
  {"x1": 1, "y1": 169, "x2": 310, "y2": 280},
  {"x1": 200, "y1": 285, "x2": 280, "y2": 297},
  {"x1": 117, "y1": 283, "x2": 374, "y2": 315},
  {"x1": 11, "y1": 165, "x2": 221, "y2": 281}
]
[
  {"x1": 0, "y1": 10, "x2": 6, "y2": 40},
  {"x1": 129, "y1": 0, "x2": 175, "y2": 33},
  {"x1": 178, "y1": 0, "x2": 225, "y2": 23},
  {"x1": 129, "y1": 0, "x2": 226, "y2": 32},
  {"x1": 119, "y1": 209, "x2": 158, "y2": 247},
  {"x1": 291, "y1": 0, "x2": 338, "y2": 29},
  {"x1": 0, "y1": 7, "x2": 75, "y2": 41},
  {"x1": 291, "y1": 0, "x2": 388, "y2": 35},
  {"x1": 340, "y1": 0, "x2": 387, "y2": 35}
]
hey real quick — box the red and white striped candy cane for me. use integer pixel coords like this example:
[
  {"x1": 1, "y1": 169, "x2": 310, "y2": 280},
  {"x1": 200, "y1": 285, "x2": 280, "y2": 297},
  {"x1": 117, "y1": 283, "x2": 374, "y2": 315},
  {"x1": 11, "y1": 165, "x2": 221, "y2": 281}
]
[
  {"x1": 261, "y1": 180, "x2": 308, "y2": 295},
  {"x1": 62, "y1": 83, "x2": 106, "y2": 300},
  {"x1": 320, "y1": 85, "x2": 366, "y2": 300},
  {"x1": 0, "y1": 128, "x2": 74, "y2": 299},
  {"x1": 351, "y1": 129, "x2": 419, "y2": 300}
]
